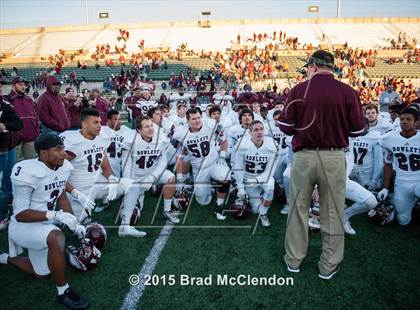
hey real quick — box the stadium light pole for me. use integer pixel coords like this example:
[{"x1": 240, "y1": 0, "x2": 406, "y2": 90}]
[
  {"x1": 336, "y1": 0, "x2": 341, "y2": 18},
  {"x1": 85, "y1": 0, "x2": 89, "y2": 25}
]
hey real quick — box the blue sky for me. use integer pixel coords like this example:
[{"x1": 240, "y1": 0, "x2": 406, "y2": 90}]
[{"x1": 1, "y1": 0, "x2": 419, "y2": 29}]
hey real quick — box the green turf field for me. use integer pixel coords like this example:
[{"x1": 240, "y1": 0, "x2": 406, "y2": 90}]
[{"x1": 1, "y1": 192, "x2": 419, "y2": 310}]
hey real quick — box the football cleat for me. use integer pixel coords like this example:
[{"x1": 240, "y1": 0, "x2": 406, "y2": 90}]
[
  {"x1": 94, "y1": 201, "x2": 110, "y2": 213},
  {"x1": 57, "y1": 287, "x2": 89, "y2": 310},
  {"x1": 215, "y1": 205, "x2": 227, "y2": 220},
  {"x1": 368, "y1": 197, "x2": 395, "y2": 226},
  {"x1": 308, "y1": 218, "x2": 320, "y2": 231},
  {"x1": 85, "y1": 223, "x2": 107, "y2": 250},
  {"x1": 118, "y1": 225, "x2": 147, "y2": 238},
  {"x1": 66, "y1": 238, "x2": 101, "y2": 271},
  {"x1": 280, "y1": 204, "x2": 289, "y2": 215},
  {"x1": 259, "y1": 214, "x2": 270, "y2": 227},
  {"x1": 344, "y1": 221, "x2": 356, "y2": 235},
  {"x1": 163, "y1": 211, "x2": 180, "y2": 224}
]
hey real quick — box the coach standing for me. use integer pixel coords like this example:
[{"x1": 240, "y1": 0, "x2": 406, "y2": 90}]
[{"x1": 278, "y1": 50, "x2": 365, "y2": 280}]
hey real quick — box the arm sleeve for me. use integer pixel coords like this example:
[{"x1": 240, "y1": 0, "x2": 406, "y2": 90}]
[{"x1": 12, "y1": 184, "x2": 34, "y2": 217}]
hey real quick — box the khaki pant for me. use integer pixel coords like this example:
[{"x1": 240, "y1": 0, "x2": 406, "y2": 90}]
[
  {"x1": 284, "y1": 149, "x2": 346, "y2": 275},
  {"x1": 17, "y1": 142, "x2": 36, "y2": 160}
]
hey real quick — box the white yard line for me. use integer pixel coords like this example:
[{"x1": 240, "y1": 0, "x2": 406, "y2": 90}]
[{"x1": 120, "y1": 222, "x2": 174, "y2": 310}]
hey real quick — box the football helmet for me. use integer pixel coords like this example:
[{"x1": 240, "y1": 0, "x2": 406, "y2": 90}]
[
  {"x1": 368, "y1": 197, "x2": 395, "y2": 226},
  {"x1": 173, "y1": 188, "x2": 191, "y2": 211},
  {"x1": 230, "y1": 196, "x2": 251, "y2": 220},
  {"x1": 85, "y1": 223, "x2": 107, "y2": 250},
  {"x1": 66, "y1": 238, "x2": 101, "y2": 271}
]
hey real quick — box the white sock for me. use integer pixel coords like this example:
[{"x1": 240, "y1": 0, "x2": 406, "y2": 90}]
[
  {"x1": 216, "y1": 197, "x2": 225, "y2": 207},
  {"x1": 259, "y1": 206, "x2": 269, "y2": 216},
  {"x1": 0, "y1": 252, "x2": 9, "y2": 264},
  {"x1": 163, "y1": 199, "x2": 172, "y2": 212},
  {"x1": 57, "y1": 283, "x2": 70, "y2": 295}
]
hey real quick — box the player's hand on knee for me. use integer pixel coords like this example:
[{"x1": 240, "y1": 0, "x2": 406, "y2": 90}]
[
  {"x1": 71, "y1": 189, "x2": 95, "y2": 211},
  {"x1": 106, "y1": 175, "x2": 120, "y2": 201},
  {"x1": 47, "y1": 210, "x2": 78, "y2": 231},
  {"x1": 377, "y1": 188, "x2": 389, "y2": 201}
]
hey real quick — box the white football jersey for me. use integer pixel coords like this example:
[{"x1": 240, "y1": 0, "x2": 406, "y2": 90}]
[
  {"x1": 169, "y1": 93, "x2": 192, "y2": 111},
  {"x1": 60, "y1": 130, "x2": 109, "y2": 191},
  {"x1": 234, "y1": 136, "x2": 277, "y2": 184},
  {"x1": 265, "y1": 120, "x2": 288, "y2": 154},
  {"x1": 168, "y1": 114, "x2": 187, "y2": 128},
  {"x1": 345, "y1": 142, "x2": 355, "y2": 178},
  {"x1": 137, "y1": 99, "x2": 157, "y2": 115},
  {"x1": 213, "y1": 94, "x2": 234, "y2": 120},
  {"x1": 351, "y1": 130, "x2": 382, "y2": 172},
  {"x1": 100, "y1": 125, "x2": 131, "y2": 176},
  {"x1": 11, "y1": 159, "x2": 73, "y2": 223},
  {"x1": 120, "y1": 130, "x2": 168, "y2": 178},
  {"x1": 382, "y1": 131, "x2": 420, "y2": 182},
  {"x1": 369, "y1": 116, "x2": 393, "y2": 134},
  {"x1": 227, "y1": 124, "x2": 250, "y2": 151},
  {"x1": 172, "y1": 118, "x2": 221, "y2": 170}
]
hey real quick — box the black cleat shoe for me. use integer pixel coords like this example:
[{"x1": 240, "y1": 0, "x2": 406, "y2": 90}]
[{"x1": 57, "y1": 287, "x2": 89, "y2": 309}]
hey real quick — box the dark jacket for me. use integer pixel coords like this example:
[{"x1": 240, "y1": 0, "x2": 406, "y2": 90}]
[
  {"x1": 37, "y1": 76, "x2": 71, "y2": 132},
  {"x1": 0, "y1": 97, "x2": 23, "y2": 152},
  {"x1": 10, "y1": 92, "x2": 39, "y2": 142}
]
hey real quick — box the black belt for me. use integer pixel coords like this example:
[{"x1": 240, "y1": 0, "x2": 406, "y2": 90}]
[{"x1": 302, "y1": 147, "x2": 345, "y2": 151}]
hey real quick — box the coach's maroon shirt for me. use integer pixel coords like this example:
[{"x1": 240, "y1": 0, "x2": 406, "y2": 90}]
[{"x1": 278, "y1": 72, "x2": 365, "y2": 152}]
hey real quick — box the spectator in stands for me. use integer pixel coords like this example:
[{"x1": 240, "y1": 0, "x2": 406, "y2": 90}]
[
  {"x1": 64, "y1": 87, "x2": 85, "y2": 130},
  {"x1": 379, "y1": 82, "x2": 401, "y2": 112},
  {"x1": 124, "y1": 87, "x2": 143, "y2": 128},
  {"x1": 237, "y1": 84, "x2": 258, "y2": 105},
  {"x1": 37, "y1": 76, "x2": 71, "y2": 134},
  {"x1": 411, "y1": 87, "x2": 420, "y2": 105},
  {"x1": 0, "y1": 82, "x2": 23, "y2": 230},
  {"x1": 90, "y1": 88, "x2": 109, "y2": 125},
  {"x1": 9, "y1": 77, "x2": 39, "y2": 159}
]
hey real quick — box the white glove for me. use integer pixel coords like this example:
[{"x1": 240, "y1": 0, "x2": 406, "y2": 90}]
[
  {"x1": 119, "y1": 177, "x2": 133, "y2": 194},
  {"x1": 377, "y1": 188, "x2": 389, "y2": 201},
  {"x1": 71, "y1": 189, "x2": 95, "y2": 211},
  {"x1": 74, "y1": 225, "x2": 86, "y2": 238},
  {"x1": 46, "y1": 210, "x2": 78, "y2": 231},
  {"x1": 106, "y1": 175, "x2": 120, "y2": 201},
  {"x1": 176, "y1": 182, "x2": 184, "y2": 193}
]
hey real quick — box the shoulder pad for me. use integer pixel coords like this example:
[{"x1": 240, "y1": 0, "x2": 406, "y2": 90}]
[
  {"x1": 11, "y1": 159, "x2": 48, "y2": 187},
  {"x1": 60, "y1": 130, "x2": 83, "y2": 147}
]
